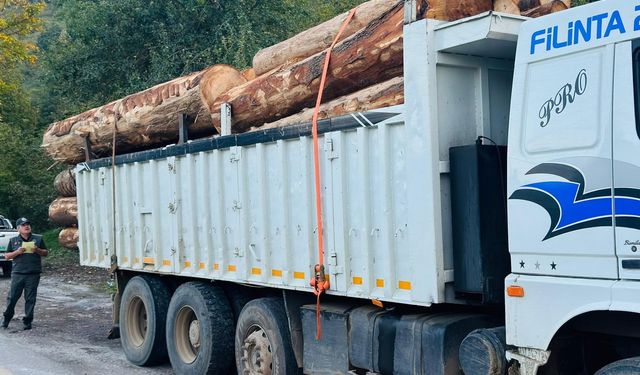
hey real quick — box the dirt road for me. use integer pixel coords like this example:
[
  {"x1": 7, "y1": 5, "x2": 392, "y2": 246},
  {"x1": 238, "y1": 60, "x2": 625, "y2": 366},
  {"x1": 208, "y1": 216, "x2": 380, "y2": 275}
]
[{"x1": 0, "y1": 264, "x2": 172, "y2": 375}]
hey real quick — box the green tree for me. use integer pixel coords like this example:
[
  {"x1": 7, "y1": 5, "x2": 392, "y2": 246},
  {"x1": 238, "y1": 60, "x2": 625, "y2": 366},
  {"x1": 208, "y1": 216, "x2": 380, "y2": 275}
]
[{"x1": 0, "y1": 0, "x2": 45, "y2": 87}]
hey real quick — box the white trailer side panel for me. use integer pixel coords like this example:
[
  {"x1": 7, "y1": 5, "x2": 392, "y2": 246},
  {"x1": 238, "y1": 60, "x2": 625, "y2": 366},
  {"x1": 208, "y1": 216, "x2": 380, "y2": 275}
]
[{"x1": 77, "y1": 13, "x2": 523, "y2": 307}]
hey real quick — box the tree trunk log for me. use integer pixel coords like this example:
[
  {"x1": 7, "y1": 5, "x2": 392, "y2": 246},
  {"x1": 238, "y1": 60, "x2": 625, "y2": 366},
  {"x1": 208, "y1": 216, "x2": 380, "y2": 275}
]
[
  {"x1": 205, "y1": 2, "x2": 404, "y2": 133},
  {"x1": 42, "y1": 65, "x2": 246, "y2": 165},
  {"x1": 59, "y1": 227, "x2": 79, "y2": 251},
  {"x1": 493, "y1": 0, "x2": 570, "y2": 15},
  {"x1": 259, "y1": 77, "x2": 403, "y2": 130},
  {"x1": 522, "y1": 1, "x2": 568, "y2": 17},
  {"x1": 426, "y1": 0, "x2": 494, "y2": 21},
  {"x1": 252, "y1": 0, "x2": 401, "y2": 76},
  {"x1": 49, "y1": 197, "x2": 78, "y2": 227},
  {"x1": 53, "y1": 168, "x2": 76, "y2": 197}
]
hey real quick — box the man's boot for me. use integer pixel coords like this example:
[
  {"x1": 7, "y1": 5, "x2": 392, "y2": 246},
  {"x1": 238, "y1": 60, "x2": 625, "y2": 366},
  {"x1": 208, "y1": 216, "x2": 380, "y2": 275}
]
[{"x1": 2, "y1": 318, "x2": 9, "y2": 329}]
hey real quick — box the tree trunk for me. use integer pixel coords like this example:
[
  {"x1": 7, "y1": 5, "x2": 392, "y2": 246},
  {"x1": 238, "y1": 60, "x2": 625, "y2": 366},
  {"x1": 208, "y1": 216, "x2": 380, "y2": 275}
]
[
  {"x1": 59, "y1": 227, "x2": 79, "y2": 251},
  {"x1": 49, "y1": 197, "x2": 78, "y2": 227},
  {"x1": 43, "y1": 65, "x2": 246, "y2": 165},
  {"x1": 54, "y1": 168, "x2": 76, "y2": 197},
  {"x1": 252, "y1": 0, "x2": 402, "y2": 76},
  {"x1": 259, "y1": 77, "x2": 403, "y2": 130},
  {"x1": 493, "y1": 0, "x2": 570, "y2": 15},
  {"x1": 522, "y1": 1, "x2": 568, "y2": 17},
  {"x1": 426, "y1": 0, "x2": 494, "y2": 21},
  {"x1": 205, "y1": 2, "x2": 404, "y2": 134}
]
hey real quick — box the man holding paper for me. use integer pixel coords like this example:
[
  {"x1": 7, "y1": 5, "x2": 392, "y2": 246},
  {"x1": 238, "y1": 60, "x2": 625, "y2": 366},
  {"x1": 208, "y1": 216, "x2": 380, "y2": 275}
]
[{"x1": 1, "y1": 218, "x2": 48, "y2": 330}]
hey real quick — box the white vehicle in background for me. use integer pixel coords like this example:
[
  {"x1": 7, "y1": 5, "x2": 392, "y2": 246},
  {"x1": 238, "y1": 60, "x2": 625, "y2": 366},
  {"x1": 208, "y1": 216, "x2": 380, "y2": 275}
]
[
  {"x1": 74, "y1": 0, "x2": 640, "y2": 374},
  {"x1": 0, "y1": 215, "x2": 14, "y2": 277}
]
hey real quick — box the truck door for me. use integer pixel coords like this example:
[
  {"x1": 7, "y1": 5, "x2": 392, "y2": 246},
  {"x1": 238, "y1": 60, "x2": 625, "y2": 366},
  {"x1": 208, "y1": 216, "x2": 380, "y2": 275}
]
[
  {"x1": 508, "y1": 44, "x2": 617, "y2": 279},
  {"x1": 613, "y1": 40, "x2": 640, "y2": 280}
]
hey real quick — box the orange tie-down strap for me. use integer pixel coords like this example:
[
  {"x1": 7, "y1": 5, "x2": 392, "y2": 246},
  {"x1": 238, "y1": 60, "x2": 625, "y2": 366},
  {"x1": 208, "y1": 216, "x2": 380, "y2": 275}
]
[{"x1": 310, "y1": 7, "x2": 357, "y2": 341}]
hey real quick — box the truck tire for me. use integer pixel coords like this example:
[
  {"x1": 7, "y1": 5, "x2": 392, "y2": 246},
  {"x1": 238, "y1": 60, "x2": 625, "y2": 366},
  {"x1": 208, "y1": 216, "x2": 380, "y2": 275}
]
[
  {"x1": 235, "y1": 298, "x2": 299, "y2": 375},
  {"x1": 119, "y1": 275, "x2": 170, "y2": 366},
  {"x1": 595, "y1": 357, "x2": 640, "y2": 375},
  {"x1": 166, "y1": 282, "x2": 234, "y2": 374},
  {"x1": 223, "y1": 284, "x2": 254, "y2": 322},
  {"x1": 1, "y1": 262, "x2": 11, "y2": 277}
]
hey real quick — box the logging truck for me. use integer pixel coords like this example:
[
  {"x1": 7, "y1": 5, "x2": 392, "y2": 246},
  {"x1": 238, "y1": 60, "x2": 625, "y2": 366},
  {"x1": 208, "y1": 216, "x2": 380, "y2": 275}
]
[{"x1": 74, "y1": 1, "x2": 640, "y2": 374}]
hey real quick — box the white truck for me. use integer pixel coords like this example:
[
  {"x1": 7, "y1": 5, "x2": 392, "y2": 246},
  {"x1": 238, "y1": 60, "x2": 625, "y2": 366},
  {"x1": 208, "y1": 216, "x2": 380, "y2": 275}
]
[
  {"x1": 0, "y1": 215, "x2": 14, "y2": 277},
  {"x1": 75, "y1": 0, "x2": 640, "y2": 373}
]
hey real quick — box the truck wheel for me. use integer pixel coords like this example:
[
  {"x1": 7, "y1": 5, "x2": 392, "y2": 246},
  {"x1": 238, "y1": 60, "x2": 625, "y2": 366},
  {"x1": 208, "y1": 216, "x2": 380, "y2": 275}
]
[
  {"x1": 119, "y1": 275, "x2": 170, "y2": 366},
  {"x1": 235, "y1": 298, "x2": 298, "y2": 375},
  {"x1": 2, "y1": 262, "x2": 11, "y2": 277},
  {"x1": 595, "y1": 357, "x2": 640, "y2": 375},
  {"x1": 166, "y1": 282, "x2": 234, "y2": 374}
]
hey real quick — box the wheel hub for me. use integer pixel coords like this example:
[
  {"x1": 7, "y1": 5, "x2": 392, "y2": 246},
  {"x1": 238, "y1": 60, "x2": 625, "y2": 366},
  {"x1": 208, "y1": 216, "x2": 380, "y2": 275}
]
[
  {"x1": 188, "y1": 320, "x2": 200, "y2": 348},
  {"x1": 241, "y1": 328, "x2": 273, "y2": 375}
]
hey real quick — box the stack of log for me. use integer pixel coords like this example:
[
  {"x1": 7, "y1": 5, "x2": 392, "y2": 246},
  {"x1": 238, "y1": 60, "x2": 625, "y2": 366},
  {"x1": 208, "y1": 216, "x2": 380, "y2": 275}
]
[
  {"x1": 43, "y1": 0, "x2": 570, "y2": 250},
  {"x1": 49, "y1": 169, "x2": 79, "y2": 250}
]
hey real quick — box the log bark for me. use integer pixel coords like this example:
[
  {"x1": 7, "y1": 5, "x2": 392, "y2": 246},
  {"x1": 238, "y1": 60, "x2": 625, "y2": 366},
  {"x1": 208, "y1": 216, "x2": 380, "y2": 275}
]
[
  {"x1": 425, "y1": 0, "x2": 494, "y2": 21},
  {"x1": 53, "y1": 168, "x2": 76, "y2": 197},
  {"x1": 493, "y1": 0, "x2": 570, "y2": 15},
  {"x1": 205, "y1": 2, "x2": 404, "y2": 133},
  {"x1": 43, "y1": 65, "x2": 246, "y2": 164},
  {"x1": 522, "y1": 1, "x2": 568, "y2": 17},
  {"x1": 59, "y1": 227, "x2": 79, "y2": 251},
  {"x1": 49, "y1": 197, "x2": 78, "y2": 227},
  {"x1": 252, "y1": 0, "x2": 401, "y2": 76},
  {"x1": 259, "y1": 77, "x2": 403, "y2": 130}
]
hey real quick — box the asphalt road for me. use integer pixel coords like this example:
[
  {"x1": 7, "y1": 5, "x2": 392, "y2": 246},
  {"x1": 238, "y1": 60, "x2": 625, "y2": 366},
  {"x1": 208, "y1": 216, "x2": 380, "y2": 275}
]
[{"x1": 0, "y1": 271, "x2": 172, "y2": 375}]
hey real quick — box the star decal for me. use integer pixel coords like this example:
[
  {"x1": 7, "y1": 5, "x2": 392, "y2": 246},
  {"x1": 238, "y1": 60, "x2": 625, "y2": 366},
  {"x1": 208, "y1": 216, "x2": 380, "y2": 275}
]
[
  {"x1": 519, "y1": 260, "x2": 525, "y2": 268},
  {"x1": 534, "y1": 261, "x2": 540, "y2": 270},
  {"x1": 550, "y1": 262, "x2": 557, "y2": 270}
]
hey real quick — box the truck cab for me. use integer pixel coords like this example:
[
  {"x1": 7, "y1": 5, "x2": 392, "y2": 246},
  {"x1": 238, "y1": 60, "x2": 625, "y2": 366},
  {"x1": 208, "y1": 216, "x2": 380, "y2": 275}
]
[{"x1": 506, "y1": 1, "x2": 640, "y2": 372}]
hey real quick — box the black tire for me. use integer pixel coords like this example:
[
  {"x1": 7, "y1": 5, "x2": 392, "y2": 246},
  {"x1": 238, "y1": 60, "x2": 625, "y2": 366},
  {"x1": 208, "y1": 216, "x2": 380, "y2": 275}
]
[
  {"x1": 596, "y1": 357, "x2": 640, "y2": 375},
  {"x1": 223, "y1": 284, "x2": 254, "y2": 322},
  {"x1": 235, "y1": 298, "x2": 299, "y2": 375},
  {"x1": 119, "y1": 275, "x2": 170, "y2": 366},
  {"x1": 1, "y1": 262, "x2": 11, "y2": 277},
  {"x1": 166, "y1": 282, "x2": 234, "y2": 374}
]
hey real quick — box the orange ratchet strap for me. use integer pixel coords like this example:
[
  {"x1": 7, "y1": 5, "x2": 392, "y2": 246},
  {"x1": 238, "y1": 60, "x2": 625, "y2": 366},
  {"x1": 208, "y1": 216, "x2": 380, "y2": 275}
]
[{"x1": 310, "y1": 7, "x2": 357, "y2": 341}]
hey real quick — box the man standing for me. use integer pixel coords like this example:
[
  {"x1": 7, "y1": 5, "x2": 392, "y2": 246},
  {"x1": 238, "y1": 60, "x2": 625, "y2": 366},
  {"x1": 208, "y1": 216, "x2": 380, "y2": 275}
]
[{"x1": 1, "y1": 218, "x2": 48, "y2": 330}]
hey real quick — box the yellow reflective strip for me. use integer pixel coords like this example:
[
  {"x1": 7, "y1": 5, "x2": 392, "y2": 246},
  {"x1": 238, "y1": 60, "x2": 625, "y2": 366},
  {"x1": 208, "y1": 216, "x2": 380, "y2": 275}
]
[
  {"x1": 398, "y1": 281, "x2": 412, "y2": 290},
  {"x1": 162, "y1": 259, "x2": 171, "y2": 266},
  {"x1": 184, "y1": 261, "x2": 192, "y2": 268},
  {"x1": 123, "y1": 256, "x2": 129, "y2": 263},
  {"x1": 213, "y1": 263, "x2": 220, "y2": 271},
  {"x1": 293, "y1": 272, "x2": 305, "y2": 280},
  {"x1": 133, "y1": 257, "x2": 140, "y2": 264},
  {"x1": 199, "y1": 262, "x2": 206, "y2": 270},
  {"x1": 271, "y1": 269, "x2": 282, "y2": 277},
  {"x1": 143, "y1": 257, "x2": 155, "y2": 265},
  {"x1": 228, "y1": 265, "x2": 237, "y2": 272},
  {"x1": 353, "y1": 277, "x2": 363, "y2": 285},
  {"x1": 376, "y1": 279, "x2": 385, "y2": 288},
  {"x1": 251, "y1": 268, "x2": 262, "y2": 276}
]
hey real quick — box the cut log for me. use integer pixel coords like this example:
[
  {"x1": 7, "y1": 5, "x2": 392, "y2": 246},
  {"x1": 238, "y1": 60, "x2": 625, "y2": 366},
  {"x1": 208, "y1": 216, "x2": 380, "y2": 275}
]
[
  {"x1": 493, "y1": 0, "x2": 570, "y2": 15},
  {"x1": 241, "y1": 68, "x2": 256, "y2": 81},
  {"x1": 205, "y1": 2, "x2": 404, "y2": 133},
  {"x1": 42, "y1": 65, "x2": 246, "y2": 165},
  {"x1": 59, "y1": 227, "x2": 79, "y2": 251},
  {"x1": 259, "y1": 77, "x2": 404, "y2": 130},
  {"x1": 425, "y1": 0, "x2": 494, "y2": 21},
  {"x1": 522, "y1": 1, "x2": 568, "y2": 17},
  {"x1": 53, "y1": 168, "x2": 76, "y2": 197},
  {"x1": 49, "y1": 197, "x2": 78, "y2": 227},
  {"x1": 198, "y1": 65, "x2": 247, "y2": 121},
  {"x1": 252, "y1": 0, "x2": 401, "y2": 76}
]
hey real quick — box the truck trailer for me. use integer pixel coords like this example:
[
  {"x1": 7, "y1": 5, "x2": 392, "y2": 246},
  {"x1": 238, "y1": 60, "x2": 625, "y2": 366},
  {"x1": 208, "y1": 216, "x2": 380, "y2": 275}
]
[{"x1": 76, "y1": 0, "x2": 640, "y2": 373}]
